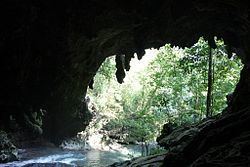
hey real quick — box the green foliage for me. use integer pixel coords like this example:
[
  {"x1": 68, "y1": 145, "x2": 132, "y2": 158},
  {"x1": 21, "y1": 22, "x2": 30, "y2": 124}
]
[
  {"x1": 88, "y1": 37, "x2": 242, "y2": 143},
  {"x1": 148, "y1": 38, "x2": 242, "y2": 125},
  {"x1": 92, "y1": 57, "x2": 116, "y2": 95}
]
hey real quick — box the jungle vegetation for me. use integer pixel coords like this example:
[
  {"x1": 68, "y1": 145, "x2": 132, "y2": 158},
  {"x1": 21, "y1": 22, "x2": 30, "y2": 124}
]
[{"x1": 88, "y1": 37, "x2": 242, "y2": 143}]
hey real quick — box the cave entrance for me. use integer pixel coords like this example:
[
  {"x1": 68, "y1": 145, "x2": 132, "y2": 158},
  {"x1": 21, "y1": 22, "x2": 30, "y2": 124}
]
[{"x1": 67, "y1": 37, "x2": 242, "y2": 157}]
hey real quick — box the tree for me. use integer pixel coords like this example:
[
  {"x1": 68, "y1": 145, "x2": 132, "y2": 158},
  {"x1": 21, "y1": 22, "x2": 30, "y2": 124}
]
[{"x1": 206, "y1": 46, "x2": 213, "y2": 118}]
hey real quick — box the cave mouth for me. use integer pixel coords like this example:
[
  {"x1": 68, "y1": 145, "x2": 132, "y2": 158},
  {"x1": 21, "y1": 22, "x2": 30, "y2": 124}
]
[
  {"x1": 38, "y1": 37, "x2": 242, "y2": 165},
  {"x1": 81, "y1": 37, "x2": 242, "y2": 148},
  {"x1": 1, "y1": 36, "x2": 244, "y2": 166},
  {"x1": 1, "y1": 1, "x2": 250, "y2": 166}
]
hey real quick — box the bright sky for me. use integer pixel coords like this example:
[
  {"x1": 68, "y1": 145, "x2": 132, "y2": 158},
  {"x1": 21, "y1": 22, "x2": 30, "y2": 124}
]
[
  {"x1": 129, "y1": 49, "x2": 159, "y2": 73},
  {"x1": 130, "y1": 49, "x2": 159, "y2": 72},
  {"x1": 123, "y1": 49, "x2": 159, "y2": 89}
]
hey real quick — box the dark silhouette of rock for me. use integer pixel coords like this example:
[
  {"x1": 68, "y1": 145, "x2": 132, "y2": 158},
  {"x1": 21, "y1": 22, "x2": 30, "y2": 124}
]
[{"x1": 0, "y1": 131, "x2": 18, "y2": 163}]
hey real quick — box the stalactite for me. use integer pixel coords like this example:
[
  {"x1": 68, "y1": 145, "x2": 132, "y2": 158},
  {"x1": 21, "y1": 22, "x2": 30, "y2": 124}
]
[
  {"x1": 124, "y1": 54, "x2": 134, "y2": 71},
  {"x1": 136, "y1": 49, "x2": 145, "y2": 60},
  {"x1": 115, "y1": 55, "x2": 126, "y2": 84}
]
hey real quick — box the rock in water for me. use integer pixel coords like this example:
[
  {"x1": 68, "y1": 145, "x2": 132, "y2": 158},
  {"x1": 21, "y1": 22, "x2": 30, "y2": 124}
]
[{"x1": 22, "y1": 162, "x2": 74, "y2": 167}]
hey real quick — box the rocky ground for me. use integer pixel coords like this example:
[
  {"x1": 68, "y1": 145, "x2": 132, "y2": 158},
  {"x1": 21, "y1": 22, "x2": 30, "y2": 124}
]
[
  {"x1": 0, "y1": 130, "x2": 18, "y2": 163},
  {"x1": 110, "y1": 153, "x2": 166, "y2": 167}
]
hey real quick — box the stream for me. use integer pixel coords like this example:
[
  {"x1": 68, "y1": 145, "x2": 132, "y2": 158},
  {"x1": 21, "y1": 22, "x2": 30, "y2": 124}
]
[{"x1": 0, "y1": 145, "x2": 141, "y2": 167}]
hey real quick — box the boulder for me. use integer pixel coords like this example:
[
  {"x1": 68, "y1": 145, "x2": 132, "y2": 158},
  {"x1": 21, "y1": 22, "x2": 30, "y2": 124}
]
[{"x1": 109, "y1": 153, "x2": 166, "y2": 167}]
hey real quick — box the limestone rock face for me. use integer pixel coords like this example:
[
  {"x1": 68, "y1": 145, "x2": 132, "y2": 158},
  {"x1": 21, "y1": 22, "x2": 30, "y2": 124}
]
[
  {"x1": 190, "y1": 133, "x2": 250, "y2": 167},
  {"x1": 162, "y1": 103, "x2": 250, "y2": 166},
  {"x1": 158, "y1": 125, "x2": 199, "y2": 153},
  {"x1": 0, "y1": 131, "x2": 18, "y2": 163},
  {"x1": 157, "y1": 119, "x2": 216, "y2": 153}
]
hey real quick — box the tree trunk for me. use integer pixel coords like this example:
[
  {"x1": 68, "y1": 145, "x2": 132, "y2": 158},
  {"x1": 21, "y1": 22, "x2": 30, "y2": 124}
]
[{"x1": 206, "y1": 46, "x2": 213, "y2": 118}]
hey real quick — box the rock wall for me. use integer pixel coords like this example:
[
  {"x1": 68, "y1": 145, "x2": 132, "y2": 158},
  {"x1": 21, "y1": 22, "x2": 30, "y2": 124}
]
[{"x1": 0, "y1": 131, "x2": 18, "y2": 163}]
